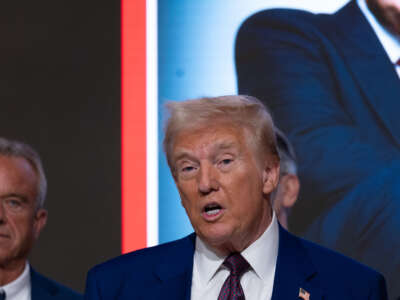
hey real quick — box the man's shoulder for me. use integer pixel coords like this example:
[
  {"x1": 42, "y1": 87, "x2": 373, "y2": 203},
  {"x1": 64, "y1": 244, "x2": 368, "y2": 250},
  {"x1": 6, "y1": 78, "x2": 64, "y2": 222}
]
[
  {"x1": 278, "y1": 228, "x2": 387, "y2": 298},
  {"x1": 85, "y1": 234, "x2": 196, "y2": 299},
  {"x1": 238, "y1": 2, "x2": 356, "y2": 39},
  {"x1": 300, "y1": 236, "x2": 382, "y2": 279},
  {"x1": 287, "y1": 230, "x2": 386, "y2": 292},
  {"x1": 31, "y1": 268, "x2": 82, "y2": 300},
  {"x1": 88, "y1": 233, "x2": 196, "y2": 279},
  {"x1": 239, "y1": 8, "x2": 321, "y2": 35},
  {"x1": 236, "y1": 7, "x2": 337, "y2": 54}
]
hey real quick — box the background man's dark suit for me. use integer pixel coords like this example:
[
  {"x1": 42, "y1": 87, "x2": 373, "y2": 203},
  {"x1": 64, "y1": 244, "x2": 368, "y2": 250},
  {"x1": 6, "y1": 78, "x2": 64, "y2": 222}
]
[
  {"x1": 85, "y1": 226, "x2": 387, "y2": 300},
  {"x1": 235, "y1": 0, "x2": 400, "y2": 298},
  {"x1": 31, "y1": 269, "x2": 82, "y2": 300}
]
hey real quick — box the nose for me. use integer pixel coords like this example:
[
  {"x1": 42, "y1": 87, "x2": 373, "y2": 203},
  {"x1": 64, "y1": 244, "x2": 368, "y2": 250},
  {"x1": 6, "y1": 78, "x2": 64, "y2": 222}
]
[{"x1": 197, "y1": 163, "x2": 219, "y2": 195}]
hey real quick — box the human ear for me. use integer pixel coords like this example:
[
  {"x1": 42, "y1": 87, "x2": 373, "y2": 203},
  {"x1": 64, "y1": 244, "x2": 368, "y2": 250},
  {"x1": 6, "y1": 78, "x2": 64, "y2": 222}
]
[
  {"x1": 262, "y1": 160, "x2": 280, "y2": 194},
  {"x1": 33, "y1": 208, "x2": 48, "y2": 239},
  {"x1": 280, "y1": 174, "x2": 300, "y2": 208}
]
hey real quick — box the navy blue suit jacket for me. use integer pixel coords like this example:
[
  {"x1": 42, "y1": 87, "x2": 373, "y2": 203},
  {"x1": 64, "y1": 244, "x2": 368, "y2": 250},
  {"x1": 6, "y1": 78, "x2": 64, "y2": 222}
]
[
  {"x1": 235, "y1": 1, "x2": 400, "y2": 298},
  {"x1": 85, "y1": 226, "x2": 387, "y2": 299},
  {"x1": 31, "y1": 268, "x2": 82, "y2": 300}
]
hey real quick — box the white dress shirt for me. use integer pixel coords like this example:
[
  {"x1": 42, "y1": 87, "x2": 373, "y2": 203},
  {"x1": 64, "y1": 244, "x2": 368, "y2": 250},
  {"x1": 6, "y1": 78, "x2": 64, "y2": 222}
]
[
  {"x1": 0, "y1": 262, "x2": 31, "y2": 300},
  {"x1": 191, "y1": 212, "x2": 279, "y2": 300},
  {"x1": 357, "y1": 0, "x2": 400, "y2": 78}
]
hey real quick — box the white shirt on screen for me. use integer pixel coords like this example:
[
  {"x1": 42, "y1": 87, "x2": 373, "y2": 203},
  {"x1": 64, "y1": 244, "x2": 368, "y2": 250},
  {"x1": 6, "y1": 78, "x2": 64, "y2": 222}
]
[
  {"x1": 190, "y1": 212, "x2": 279, "y2": 300},
  {"x1": 357, "y1": 0, "x2": 400, "y2": 78},
  {"x1": 0, "y1": 262, "x2": 31, "y2": 300}
]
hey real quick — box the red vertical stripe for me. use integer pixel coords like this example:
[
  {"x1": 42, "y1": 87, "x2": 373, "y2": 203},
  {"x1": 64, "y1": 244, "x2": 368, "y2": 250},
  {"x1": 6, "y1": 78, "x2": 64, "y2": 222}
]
[{"x1": 121, "y1": 0, "x2": 147, "y2": 253}]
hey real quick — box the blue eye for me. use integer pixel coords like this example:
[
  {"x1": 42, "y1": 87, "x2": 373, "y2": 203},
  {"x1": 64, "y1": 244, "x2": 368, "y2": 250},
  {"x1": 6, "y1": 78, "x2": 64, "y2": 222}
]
[
  {"x1": 221, "y1": 159, "x2": 232, "y2": 165},
  {"x1": 4, "y1": 199, "x2": 23, "y2": 212},
  {"x1": 182, "y1": 166, "x2": 195, "y2": 172},
  {"x1": 7, "y1": 199, "x2": 21, "y2": 207}
]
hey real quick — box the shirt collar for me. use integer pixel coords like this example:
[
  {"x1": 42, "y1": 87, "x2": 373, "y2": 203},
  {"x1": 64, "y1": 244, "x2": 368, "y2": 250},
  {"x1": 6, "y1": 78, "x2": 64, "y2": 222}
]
[
  {"x1": 241, "y1": 212, "x2": 279, "y2": 282},
  {"x1": 194, "y1": 212, "x2": 279, "y2": 285},
  {"x1": 1, "y1": 262, "x2": 31, "y2": 298},
  {"x1": 357, "y1": 0, "x2": 400, "y2": 64},
  {"x1": 194, "y1": 231, "x2": 225, "y2": 286}
]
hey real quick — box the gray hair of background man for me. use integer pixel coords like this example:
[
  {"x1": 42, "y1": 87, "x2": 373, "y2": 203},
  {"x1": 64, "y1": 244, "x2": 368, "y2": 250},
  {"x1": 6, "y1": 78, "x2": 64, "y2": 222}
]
[
  {"x1": 0, "y1": 137, "x2": 47, "y2": 208},
  {"x1": 163, "y1": 95, "x2": 279, "y2": 173},
  {"x1": 275, "y1": 127, "x2": 297, "y2": 176}
]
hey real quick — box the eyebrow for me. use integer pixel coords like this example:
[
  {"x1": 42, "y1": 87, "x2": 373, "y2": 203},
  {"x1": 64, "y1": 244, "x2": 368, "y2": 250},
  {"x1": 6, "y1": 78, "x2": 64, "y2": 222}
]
[
  {"x1": 0, "y1": 193, "x2": 29, "y2": 203},
  {"x1": 173, "y1": 151, "x2": 196, "y2": 163},
  {"x1": 214, "y1": 141, "x2": 237, "y2": 151},
  {"x1": 173, "y1": 140, "x2": 238, "y2": 162}
]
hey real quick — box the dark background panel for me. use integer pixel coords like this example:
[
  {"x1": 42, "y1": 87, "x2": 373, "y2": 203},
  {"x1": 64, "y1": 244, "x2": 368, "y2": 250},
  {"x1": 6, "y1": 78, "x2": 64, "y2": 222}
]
[{"x1": 0, "y1": 0, "x2": 121, "y2": 292}]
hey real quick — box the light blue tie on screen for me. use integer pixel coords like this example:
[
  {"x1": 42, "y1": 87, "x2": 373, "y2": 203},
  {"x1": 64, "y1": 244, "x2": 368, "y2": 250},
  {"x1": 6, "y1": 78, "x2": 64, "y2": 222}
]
[{"x1": 0, "y1": 289, "x2": 5, "y2": 300}]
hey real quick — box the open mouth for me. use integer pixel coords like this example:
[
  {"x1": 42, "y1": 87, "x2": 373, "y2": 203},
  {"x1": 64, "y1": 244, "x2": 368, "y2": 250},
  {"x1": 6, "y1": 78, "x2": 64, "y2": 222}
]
[{"x1": 203, "y1": 203, "x2": 223, "y2": 216}]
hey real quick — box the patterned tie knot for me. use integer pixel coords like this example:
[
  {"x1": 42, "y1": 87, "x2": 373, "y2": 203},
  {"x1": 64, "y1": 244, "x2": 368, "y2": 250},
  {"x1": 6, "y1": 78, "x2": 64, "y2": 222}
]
[{"x1": 223, "y1": 253, "x2": 250, "y2": 277}]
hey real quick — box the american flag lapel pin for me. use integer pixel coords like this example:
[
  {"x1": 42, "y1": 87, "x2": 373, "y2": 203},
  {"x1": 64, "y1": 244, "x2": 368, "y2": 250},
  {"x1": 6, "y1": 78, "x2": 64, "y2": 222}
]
[{"x1": 299, "y1": 287, "x2": 310, "y2": 300}]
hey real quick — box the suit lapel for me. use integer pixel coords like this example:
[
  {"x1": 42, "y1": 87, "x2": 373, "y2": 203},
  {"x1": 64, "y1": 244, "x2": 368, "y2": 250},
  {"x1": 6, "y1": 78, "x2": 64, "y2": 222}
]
[
  {"x1": 271, "y1": 225, "x2": 323, "y2": 300},
  {"x1": 30, "y1": 268, "x2": 55, "y2": 300},
  {"x1": 325, "y1": 0, "x2": 400, "y2": 146},
  {"x1": 151, "y1": 234, "x2": 196, "y2": 300}
]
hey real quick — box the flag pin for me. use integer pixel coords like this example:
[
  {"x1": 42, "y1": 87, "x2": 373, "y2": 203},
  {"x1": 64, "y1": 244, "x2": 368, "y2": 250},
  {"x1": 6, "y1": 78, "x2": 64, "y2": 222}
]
[{"x1": 299, "y1": 287, "x2": 310, "y2": 300}]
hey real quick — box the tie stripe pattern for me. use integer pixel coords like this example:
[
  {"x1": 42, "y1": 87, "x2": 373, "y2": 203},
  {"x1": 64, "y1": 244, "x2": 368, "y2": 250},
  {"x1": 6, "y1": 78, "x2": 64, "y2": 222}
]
[{"x1": 218, "y1": 253, "x2": 250, "y2": 300}]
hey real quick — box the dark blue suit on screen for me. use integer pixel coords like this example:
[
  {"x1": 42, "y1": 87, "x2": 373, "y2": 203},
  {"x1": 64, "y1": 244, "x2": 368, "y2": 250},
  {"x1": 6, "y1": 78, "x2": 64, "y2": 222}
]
[
  {"x1": 31, "y1": 268, "x2": 82, "y2": 300},
  {"x1": 84, "y1": 225, "x2": 387, "y2": 300},
  {"x1": 235, "y1": 1, "x2": 400, "y2": 298}
]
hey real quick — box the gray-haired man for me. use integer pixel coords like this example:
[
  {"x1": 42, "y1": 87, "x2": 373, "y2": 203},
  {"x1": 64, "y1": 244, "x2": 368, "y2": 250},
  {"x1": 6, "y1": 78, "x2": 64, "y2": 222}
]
[{"x1": 0, "y1": 138, "x2": 82, "y2": 300}]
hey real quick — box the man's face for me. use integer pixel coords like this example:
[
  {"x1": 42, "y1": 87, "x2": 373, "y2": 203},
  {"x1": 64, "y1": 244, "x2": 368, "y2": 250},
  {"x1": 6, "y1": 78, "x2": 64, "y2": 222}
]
[
  {"x1": 367, "y1": 0, "x2": 400, "y2": 35},
  {"x1": 171, "y1": 123, "x2": 279, "y2": 254},
  {"x1": 0, "y1": 155, "x2": 47, "y2": 268},
  {"x1": 272, "y1": 173, "x2": 300, "y2": 230}
]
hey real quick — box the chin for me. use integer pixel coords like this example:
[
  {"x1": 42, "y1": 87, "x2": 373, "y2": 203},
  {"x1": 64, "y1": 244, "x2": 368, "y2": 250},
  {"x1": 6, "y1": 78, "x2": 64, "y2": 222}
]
[
  {"x1": 198, "y1": 225, "x2": 235, "y2": 250},
  {"x1": 0, "y1": 255, "x2": 13, "y2": 268}
]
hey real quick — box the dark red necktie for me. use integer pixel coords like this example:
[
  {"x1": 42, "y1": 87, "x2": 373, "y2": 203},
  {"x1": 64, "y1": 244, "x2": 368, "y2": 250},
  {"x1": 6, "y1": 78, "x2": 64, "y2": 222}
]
[{"x1": 218, "y1": 253, "x2": 250, "y2": 300}]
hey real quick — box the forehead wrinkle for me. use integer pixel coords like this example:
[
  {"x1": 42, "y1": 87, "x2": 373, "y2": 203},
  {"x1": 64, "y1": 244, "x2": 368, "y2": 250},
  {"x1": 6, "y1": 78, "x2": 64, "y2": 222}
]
[
  {"x1": 174, "y1": 139, "x2": 238, "y2": 162},
  {"x1": 0, "y1": 193, "x2": 26, "y2": 199},
  {"x1": 173, "y1": 148, "x2": 198, "y2": 163},
  {"x1": 211, "y1": 140, "x2": 239, "y2": 156}
]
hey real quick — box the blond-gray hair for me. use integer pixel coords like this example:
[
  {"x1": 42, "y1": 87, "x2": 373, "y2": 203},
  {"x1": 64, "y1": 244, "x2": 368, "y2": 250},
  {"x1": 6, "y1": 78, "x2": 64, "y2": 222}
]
[
  {"x1": 0, "y1": 137, "x2": 47, "y2": 209},
  {"x1": 163, "y1": 95, "x2": 278, "y2": 171}
]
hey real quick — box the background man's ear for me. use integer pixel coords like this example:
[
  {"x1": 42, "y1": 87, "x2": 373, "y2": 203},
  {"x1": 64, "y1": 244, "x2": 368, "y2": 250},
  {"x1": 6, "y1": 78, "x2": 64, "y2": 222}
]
[
  {"x1": 33, "y1": 209, "x2": 48, "y2": 239},
  {"x1": 280, "y1": 174, "x2": 300, "y2": 208}
]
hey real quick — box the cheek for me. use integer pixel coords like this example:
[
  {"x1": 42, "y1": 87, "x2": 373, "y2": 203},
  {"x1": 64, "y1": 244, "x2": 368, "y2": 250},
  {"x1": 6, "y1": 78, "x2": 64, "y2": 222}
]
[
  {"x1": 230, "y1": 177, "x2": 265, "y2": 216},
  {"x1": 12, "y1": 214, "x2": 34, "y2": 234},
  {"x1": 178, "y1": 182, "x2": 198, "y2": 210},
  {"x1": 235, "y1": 172, "x2": 263, "y2": 196},
  {"x1": 224, "y1": 167, "x2": 253, "y2": 190}
]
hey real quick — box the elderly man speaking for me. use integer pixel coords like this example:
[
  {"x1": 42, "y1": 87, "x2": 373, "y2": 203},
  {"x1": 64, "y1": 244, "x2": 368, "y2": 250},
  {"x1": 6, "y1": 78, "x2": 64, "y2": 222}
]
[{"x1": 85, "y1": 95, "x2": 387, "y2": 300}]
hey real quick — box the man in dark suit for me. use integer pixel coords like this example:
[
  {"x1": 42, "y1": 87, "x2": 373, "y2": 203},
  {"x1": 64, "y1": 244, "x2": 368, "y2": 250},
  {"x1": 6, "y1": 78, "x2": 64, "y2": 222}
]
[
  {"x1": 0, "y1": 138, "x2": 82, "y2": 300},
  {"x1": 85, "y1": 95, "x2": 387, "y2": 300},
  {"x1": 235, "y1": 0, "x2": 400, "y2": 298}
]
